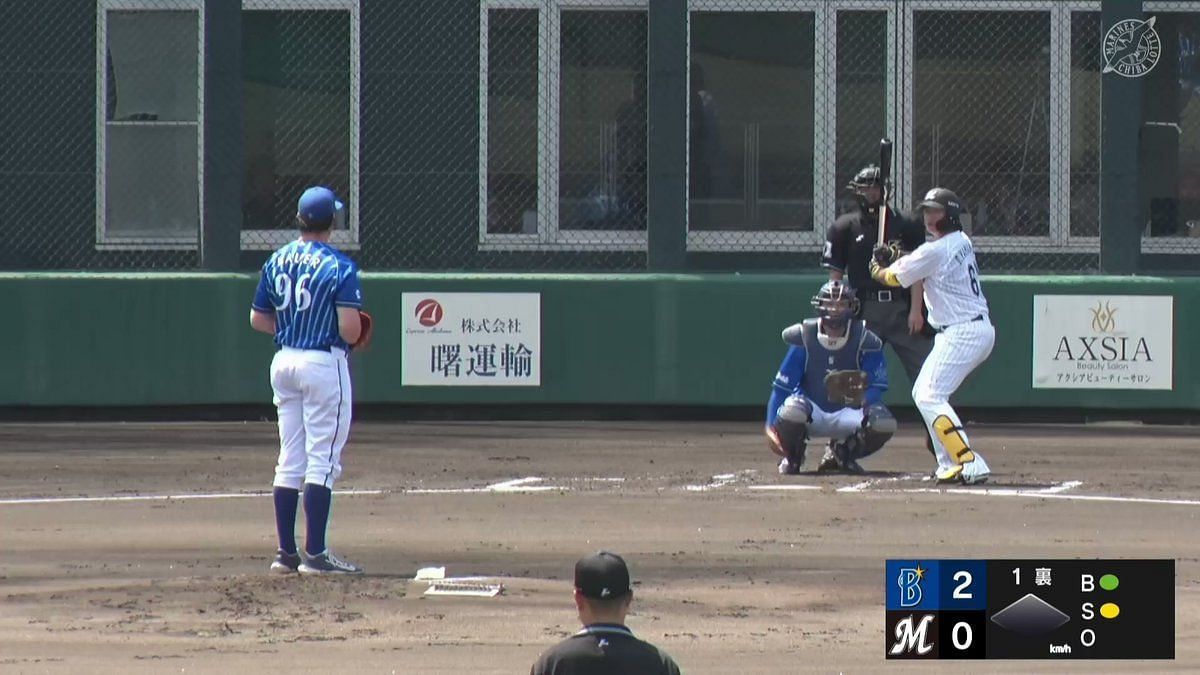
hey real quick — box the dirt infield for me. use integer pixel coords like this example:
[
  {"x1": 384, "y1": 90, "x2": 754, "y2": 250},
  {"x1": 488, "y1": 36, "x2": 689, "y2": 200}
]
[{"x1": 1, "y1": 421, "x2": 1197, "y2": 673}]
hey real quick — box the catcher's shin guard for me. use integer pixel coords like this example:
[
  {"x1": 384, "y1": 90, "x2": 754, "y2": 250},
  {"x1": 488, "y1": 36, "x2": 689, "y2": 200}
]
[
  {"x1": 932, "y1": 414, "x2": 975, "y2": 464},
  {"x1": 775, "y1": 397, "x2": 812, "y2": 465},
  {"x1": 858, "y1": 404, "x2": 897, "y2": 458}
]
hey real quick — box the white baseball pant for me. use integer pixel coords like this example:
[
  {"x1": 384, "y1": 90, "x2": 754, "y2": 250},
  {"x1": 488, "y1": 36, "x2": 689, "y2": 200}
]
[
  {"x1": 270, "y1": 346, "x2": 352, "y2": 490},
  {"x1": 912, "y1": 319, "x2": 995, "y2": 478},
  {"x1": 806, "y1": 401, "x2": 864, "y2": 440}
]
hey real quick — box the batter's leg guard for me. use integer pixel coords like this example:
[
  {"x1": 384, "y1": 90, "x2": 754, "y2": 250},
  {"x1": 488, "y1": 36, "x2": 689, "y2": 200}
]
[
  {"x1": 775, "y1": 396, "x2": 812, "y2": 467},
  {"x1": 932, "y1": 414, "x2": 976, "y2": 465}
]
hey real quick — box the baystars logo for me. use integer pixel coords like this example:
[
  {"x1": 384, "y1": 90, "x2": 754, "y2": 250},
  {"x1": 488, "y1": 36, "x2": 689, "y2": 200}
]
[
  {"x1": 1103, "y1": 16, "x2": 1161, "y2": 78},
  {"x1": 898, "y1": 565, "x2": 925, "y2": 608}
]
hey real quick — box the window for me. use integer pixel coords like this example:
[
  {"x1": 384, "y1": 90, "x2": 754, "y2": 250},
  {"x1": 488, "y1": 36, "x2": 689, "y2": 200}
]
[
  {"x1": 689, "y1": 10, "x2": 816, "y2": 236},
  {"x1": 479, "y1": 1, "x2": 648, "y2": 251},
  {"x1": 485, "y1": 7, "x2": 539, "y2": 235},
  {"x1": 1138, "y1": 9, "x2": 1200, "y2": 253},
  {"x1": 97, "y1": 1, "x2": 203, "y2": 248},
  {"x1": 1070, "y1": 10, "x2": 1102, "y2": 239},
  {"x1": 912, "y1": 10, "x2": 1052, "y2": 239},
  {"x1": 96, "y1": 0, "x2": 359, "y2": 251},
  {"x1": 559, "y1": 10, "x2": 648, "y2": 232},
  {"x1": 836, "y1": 10, "x2": 889, "y2": 216},
  {"x1": 242, "y1": 0, "x2": 359, "y2": 250}
]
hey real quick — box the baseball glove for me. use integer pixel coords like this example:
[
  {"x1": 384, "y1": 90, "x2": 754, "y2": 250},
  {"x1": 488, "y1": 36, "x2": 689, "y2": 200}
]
[
  {"x1": 824, "y1": 369, "x2": 868, "y2": 408},
  {"x1": 354, "y1": 310, "x2": 373, "y2": 349}
]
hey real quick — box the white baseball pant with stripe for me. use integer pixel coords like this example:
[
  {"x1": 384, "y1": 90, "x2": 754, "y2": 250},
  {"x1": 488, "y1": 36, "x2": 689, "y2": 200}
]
[
  {"x1": 912, "y1": 319, "x2": 995, "y2": 480},
  {"x1": 270, "y1": 346, "x2": 352, "y2": 490}
]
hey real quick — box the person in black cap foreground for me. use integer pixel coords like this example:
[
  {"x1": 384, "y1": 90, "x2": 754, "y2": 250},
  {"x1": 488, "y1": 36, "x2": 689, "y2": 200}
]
[{"x1": 530, "y1": 551, "x2": 682, "y2": 675}]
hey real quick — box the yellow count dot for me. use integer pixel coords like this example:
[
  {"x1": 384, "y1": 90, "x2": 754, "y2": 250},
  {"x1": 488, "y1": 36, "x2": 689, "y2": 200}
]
[{"x1": 1100, "y1": 603, "x2": 1120, "y2": 619}]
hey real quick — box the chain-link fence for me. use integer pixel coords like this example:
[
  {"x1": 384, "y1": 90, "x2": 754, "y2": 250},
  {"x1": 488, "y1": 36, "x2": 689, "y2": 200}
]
[{"x1": 2, "y1": 1, "x2": 1198, "y2": 272}]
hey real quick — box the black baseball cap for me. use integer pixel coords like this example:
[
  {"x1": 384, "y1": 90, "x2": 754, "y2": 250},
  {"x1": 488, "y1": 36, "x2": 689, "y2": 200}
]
[{"x1": 575, "y1": 551, "x2": 631, "y2": 600}]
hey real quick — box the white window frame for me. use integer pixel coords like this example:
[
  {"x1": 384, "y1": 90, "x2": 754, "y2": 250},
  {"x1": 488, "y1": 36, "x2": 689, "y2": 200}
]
[
  {"x1": 480, "y1": 0, "x2": 649, "y2": 252},
  {"x1": 241, "y1": 0, "x2": 361, "y2": 251},
  {"x1": 96, "y1": 0, "x2": 360, "y2": 251},
  {"x1": 1141, "y1": 1, "x2": 1200, "y2": 253},
  {"x1": 686, "y1": 0, "x2": 831, "y2": 253},
  {"x1": 96, "y1": 0, "x2": 205, "y2": 251}
]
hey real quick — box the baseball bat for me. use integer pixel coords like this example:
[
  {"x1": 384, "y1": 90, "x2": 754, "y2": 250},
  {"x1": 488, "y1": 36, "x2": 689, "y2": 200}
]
[{"x1": 876, "y1": 138, "x2": 893, "y2": 247}]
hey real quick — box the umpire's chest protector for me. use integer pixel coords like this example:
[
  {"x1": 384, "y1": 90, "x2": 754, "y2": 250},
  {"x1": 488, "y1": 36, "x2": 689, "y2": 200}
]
[{"x1": 799, "y1": 319, "x2": 866, "y2": 412}]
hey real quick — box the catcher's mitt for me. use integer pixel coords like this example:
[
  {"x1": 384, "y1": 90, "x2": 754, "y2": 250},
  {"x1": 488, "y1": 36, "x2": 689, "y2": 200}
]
[
  {"x1": 824, "y1": 369, "x2": 868, "y2": 407},
  {"x1": 354, "y1": 310, "x2": 373, "y2": 349}
]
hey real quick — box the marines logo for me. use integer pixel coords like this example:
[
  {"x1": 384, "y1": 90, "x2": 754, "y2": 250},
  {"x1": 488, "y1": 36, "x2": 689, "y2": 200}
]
[{"x1": 1103, "y1": 16, "x2": 1160, "y2": 78}]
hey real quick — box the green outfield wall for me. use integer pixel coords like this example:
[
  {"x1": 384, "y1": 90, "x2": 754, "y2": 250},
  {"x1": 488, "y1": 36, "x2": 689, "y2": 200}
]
[{"x1": 1, "y1": 274, "x2": 1195, "y2": 410}]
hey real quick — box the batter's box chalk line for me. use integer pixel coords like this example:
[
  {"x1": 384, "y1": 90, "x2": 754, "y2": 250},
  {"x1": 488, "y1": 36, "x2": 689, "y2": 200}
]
[{"x1": 684, "y1": 469, "x2": 760, "y2": 492}]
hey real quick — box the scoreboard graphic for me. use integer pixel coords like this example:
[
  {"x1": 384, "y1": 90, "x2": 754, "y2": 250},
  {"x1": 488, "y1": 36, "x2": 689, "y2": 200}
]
[{"x1": 884, "y1": 559, "x2": 1174, "y2": 659}]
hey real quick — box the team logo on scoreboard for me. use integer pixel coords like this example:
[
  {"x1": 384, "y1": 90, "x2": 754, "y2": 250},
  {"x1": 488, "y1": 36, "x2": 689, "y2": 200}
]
[
  {"x1": 1102, "y1": 16, "x2": 1160, "y2": 78},
  {"x1": 888, "y1": 614, "x2": 936, "y2": 657},
  {"x1": 898, "y1": 564, "x2": 926, "y2": 608}
]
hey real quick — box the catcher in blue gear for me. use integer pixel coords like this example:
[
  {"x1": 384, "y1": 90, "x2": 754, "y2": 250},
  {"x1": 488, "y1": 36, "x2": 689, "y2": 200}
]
[{"x1": 766, "y1": 280, "x2": 897, "y2": 474}]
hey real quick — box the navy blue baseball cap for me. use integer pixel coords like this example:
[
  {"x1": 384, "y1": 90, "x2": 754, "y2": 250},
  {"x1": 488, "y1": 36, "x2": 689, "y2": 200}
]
[
  {"x1": 575, "y1": 551, "x2": 631, "y2": 600},
  {"x1": 297, "y1": 186, "x2": 344, "y2": 226}
]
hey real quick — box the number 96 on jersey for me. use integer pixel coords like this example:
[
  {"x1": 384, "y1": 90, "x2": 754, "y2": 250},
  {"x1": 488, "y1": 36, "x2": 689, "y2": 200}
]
[{"x1": 885, "y1": 560, "x2": 988, "y2": 659}]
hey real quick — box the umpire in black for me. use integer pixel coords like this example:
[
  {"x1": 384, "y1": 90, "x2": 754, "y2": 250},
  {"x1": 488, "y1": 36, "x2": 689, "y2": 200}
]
[
  {"x1": 530, "y1": 551, "x2": 681, "y2": 675},
  {"x1": 824, "y1": 165, "x2": 935, "y2": 453}
]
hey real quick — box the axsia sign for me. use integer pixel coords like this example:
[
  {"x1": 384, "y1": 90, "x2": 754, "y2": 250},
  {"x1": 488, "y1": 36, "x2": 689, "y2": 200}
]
[
  {"x1": 401, "y1": 293, "x2": 541, "y2": 386},
  {"x1": 1032, "y1": 295, "x2": 1173, "y2": 390}
]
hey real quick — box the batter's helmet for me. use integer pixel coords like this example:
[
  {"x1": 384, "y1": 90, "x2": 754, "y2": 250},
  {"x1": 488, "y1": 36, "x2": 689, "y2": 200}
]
[{"x1": 916, "y1": 187, "x2": 963, "y2": 232}]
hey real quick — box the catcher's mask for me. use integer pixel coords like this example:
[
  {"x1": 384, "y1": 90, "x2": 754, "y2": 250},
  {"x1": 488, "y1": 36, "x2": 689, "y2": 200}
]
[{"x1": 811, "y1": 280, "x2": 859, "y2": 346}]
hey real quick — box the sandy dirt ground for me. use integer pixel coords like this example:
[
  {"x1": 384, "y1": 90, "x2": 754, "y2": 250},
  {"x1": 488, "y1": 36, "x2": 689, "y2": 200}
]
[{"x1": 1, "y1": 421, "x2": 1197, "y2": 674}]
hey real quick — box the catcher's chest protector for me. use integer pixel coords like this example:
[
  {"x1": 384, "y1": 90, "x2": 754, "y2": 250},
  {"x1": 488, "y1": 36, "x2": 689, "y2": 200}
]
[{"x1": 800, "y1": 318, "x2": 866, "y2": 412}]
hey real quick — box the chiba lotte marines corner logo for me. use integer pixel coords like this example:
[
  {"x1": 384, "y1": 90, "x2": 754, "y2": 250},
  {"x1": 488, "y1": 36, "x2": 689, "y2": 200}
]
[
  {"x1": 1103, "y1": 16, "x2": 1160, "y2": 78},
  {"x1": 415, "y1": 298, "x2": 444, "y2": 327}
]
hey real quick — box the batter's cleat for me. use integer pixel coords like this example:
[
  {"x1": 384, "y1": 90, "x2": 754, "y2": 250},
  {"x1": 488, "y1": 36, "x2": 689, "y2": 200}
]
[
  {"x1": 935, "y1": 465, "x2": 989, "y2": 485},
  {"x1": 270, "y1": 549, "x2": 302, "y2": 574},
  {"x1": 960, "y1": 456, "x2": 991, "y2": 485},
  {"x1": 778, "y1": 457, "x2": 801, "y2": 475},
  {"x1": 935, "y1": 465, "x2": 963, "y2": 484},
  {"x1": 298, "y1": 550, "x2": 364, "y2": 575}
]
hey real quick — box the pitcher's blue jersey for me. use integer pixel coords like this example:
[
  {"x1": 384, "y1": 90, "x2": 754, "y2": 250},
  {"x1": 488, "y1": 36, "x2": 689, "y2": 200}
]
[
  {"x1": 766, "y1": 319, "x2": 887, "y2": 427},
  {"x1": 251, "y1": 240, "x2": 362, "y2": 350}
]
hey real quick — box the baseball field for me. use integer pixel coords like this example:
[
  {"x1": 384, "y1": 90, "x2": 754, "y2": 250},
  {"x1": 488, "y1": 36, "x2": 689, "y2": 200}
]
[{"x1": 2, "y1": 420, "x2": 1196, "y2": 673}]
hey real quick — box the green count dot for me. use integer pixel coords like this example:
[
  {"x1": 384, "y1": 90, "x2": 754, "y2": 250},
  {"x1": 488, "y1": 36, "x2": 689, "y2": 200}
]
[{"x1": 1100, "y1": 574, "x2": 1119, "y2": 591}]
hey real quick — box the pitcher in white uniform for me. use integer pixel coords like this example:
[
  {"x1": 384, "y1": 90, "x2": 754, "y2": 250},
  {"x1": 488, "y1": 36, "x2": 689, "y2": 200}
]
[{"x1": 868, "y1": 188, "x2": 994, "y2": 485}]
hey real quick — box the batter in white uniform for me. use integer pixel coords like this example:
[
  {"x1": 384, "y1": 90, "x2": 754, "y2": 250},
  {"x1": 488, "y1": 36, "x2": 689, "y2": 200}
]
[{"x1": 869, "y1": 187, "x2": 994, "y2": 485}]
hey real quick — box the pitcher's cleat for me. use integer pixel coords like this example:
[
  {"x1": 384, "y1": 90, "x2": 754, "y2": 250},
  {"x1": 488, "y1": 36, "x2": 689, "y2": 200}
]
[
  {"x1": 270, "y1": 549, "x2": 301, "y2": 574},
  {"x1": 298, "y1": 549, "x2": 364, "y2": 575}
]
